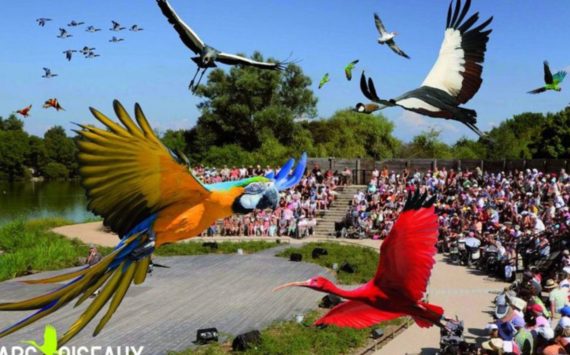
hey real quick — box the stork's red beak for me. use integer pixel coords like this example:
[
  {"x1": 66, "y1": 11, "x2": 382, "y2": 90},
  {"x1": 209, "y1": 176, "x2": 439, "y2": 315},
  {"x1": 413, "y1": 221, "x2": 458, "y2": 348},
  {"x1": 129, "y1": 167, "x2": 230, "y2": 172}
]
[{"x1": 273, "y1": 280, "x2": 310, "y2": 292}]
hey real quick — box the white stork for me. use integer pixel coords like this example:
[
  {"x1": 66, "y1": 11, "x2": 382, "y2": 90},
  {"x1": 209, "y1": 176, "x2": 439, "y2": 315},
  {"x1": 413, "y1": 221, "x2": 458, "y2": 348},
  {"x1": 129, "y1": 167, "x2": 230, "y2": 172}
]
[{"x1": 358, "y1": 0, "x2": 492, "y2": 137}]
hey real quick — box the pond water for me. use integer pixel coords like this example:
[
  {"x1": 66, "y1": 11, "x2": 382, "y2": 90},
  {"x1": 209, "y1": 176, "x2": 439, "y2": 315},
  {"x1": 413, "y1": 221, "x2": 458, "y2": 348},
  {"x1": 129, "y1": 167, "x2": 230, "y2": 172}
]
[{"x1": 0, "y1": 181, "x2": 95, "y2": 225}]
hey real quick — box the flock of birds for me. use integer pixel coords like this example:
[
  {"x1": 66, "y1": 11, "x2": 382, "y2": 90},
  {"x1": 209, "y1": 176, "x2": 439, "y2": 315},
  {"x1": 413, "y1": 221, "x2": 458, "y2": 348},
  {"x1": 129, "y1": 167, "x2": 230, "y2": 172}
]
[{"x1": 14, "y1": 18, "x2": 144, "y2": 118}]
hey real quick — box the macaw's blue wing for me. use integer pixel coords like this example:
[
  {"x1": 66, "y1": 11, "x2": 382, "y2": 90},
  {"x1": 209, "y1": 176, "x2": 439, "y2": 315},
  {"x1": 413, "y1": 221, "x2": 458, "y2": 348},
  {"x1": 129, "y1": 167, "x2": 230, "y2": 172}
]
[
  {"x1": 274, "y1": 152, "x2": 307, "y2": 190},
  {"x1": 265, "y1": 171, "x2": 275, "y2": 179}
]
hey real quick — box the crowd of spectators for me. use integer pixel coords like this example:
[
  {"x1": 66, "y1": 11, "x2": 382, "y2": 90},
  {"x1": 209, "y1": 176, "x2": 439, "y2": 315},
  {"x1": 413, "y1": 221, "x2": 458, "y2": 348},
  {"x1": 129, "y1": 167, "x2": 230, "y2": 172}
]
[
  {"x1": 192, "y1": 163, "x2": 339, "y2": 238},
  {"x1": 340, "y1": 165, "x2": 570, "y2": 354}
]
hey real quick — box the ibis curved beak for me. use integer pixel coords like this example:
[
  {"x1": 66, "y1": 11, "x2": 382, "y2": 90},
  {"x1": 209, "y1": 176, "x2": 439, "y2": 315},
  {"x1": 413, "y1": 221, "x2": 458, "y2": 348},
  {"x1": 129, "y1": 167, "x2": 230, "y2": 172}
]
[{"x1": 272, "y1": 280, "x2": 309, "y2": 292}]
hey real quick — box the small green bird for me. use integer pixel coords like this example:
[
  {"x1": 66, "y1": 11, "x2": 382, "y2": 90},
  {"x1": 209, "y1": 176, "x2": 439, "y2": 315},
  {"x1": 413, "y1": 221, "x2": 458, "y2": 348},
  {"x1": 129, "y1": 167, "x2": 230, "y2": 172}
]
[
  {"x1": 21, "y1": 325, "x2": 58, "y2": 355},
  {"x1": 344, "y1": 59, "x2": 359, "y2": 81},
  {"x1": 318, "y1": 73, "x2": 330, "y2": 89},
  {"x1": 528, "y1": 61, "x2": 567, "y2": 94}
]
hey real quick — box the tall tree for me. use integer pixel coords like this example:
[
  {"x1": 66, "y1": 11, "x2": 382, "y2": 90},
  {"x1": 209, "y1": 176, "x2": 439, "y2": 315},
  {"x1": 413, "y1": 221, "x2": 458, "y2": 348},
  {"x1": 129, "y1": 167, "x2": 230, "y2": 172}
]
[
  {"x1": 43, "y1": 126, "x2": 77, "y2": 177},
  {"x1": 0, "y1": 115, "x2": 29, "y2": 180}
]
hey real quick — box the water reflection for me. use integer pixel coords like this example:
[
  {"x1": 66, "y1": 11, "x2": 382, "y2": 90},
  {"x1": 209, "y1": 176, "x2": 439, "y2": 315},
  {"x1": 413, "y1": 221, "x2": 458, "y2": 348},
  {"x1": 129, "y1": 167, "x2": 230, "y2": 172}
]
[{"x1": 0, "y1": 181, "x2": 94, "y2": 225}]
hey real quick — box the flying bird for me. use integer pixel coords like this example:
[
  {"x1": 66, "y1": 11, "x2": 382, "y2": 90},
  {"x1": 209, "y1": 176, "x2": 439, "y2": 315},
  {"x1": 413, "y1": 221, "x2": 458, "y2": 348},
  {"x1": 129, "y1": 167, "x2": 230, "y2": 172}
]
[
  {"x1": 86, "y1": 26, "x2": 101, "y2": 33},
  {"x1": 359, "y1": 0, "x2": 492, "y2": 137},
  {"x1": 43, "y1": 98, "x2": 64, "y2": 111},
  {"x1": 344, "y1": 59, "x2": 359, "y2": 81},
  {"x1": 129, "y1": 24, "x2": 144, "y2": 32},
  {"x1": 42, "y1": 67, "x2": 58, "y2": 78},
  {"x1": 79, "y1": 46, "x2": 96, "y2": 56},
  {"x1": 528, "y1": 61, "x2": 567, "y2": 94},
  {"x1": 67, "y1": 20, "x2": 84, "y2": 27},
  {"x1": 275, "y1": 191, "x2": 444, "y2": 329},
  {"x1": 109, "y1": 36, "x2": 125, "y2": 43},
  {"x1": 156, "y1": 0, "x2": 289, "y2": 91},
  {"x1": 62, "y1": 49, "x2": 77, "y2": 61},
  {"x1": 36, "y1": 18, "x2": 52, "y2": 27},
  {"x1": 16, "y1": 105, "x2": 32, "y2": 117},
  {"x1": 354, "y1": 102, "x2": 381, "y2": 114},
  {"x1": 0, "y1": 100, "x2": 307, "y2": 345},
  {"x1": 57, "y1": 28, "x2": 72, "y2": 39},
  {"x1": 374, "y1": 13, "x2": 409, "y2": 59},
  {"x1": 85, "y1": 51, "x2": 101, "y2": 59},
  {"x1": 318, "y1": 73, "x2": 330, "y2": 89},
  {"x1": 110, "y1": 20, "x2": 125, "y2": 31}
]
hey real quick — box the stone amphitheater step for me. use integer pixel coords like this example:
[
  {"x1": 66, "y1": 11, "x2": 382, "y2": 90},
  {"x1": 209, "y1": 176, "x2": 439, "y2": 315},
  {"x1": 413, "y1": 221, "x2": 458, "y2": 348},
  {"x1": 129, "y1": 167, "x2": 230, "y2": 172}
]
[{"x1": 310, "y1": 185, "x2": 366, "y2": 238}]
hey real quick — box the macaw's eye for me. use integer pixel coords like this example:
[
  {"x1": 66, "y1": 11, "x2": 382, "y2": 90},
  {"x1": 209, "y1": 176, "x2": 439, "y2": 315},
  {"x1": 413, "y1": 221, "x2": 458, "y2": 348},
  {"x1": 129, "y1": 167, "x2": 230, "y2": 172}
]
[{"x1": 245, "y1": 182, "x2": 264, "y2": 194}]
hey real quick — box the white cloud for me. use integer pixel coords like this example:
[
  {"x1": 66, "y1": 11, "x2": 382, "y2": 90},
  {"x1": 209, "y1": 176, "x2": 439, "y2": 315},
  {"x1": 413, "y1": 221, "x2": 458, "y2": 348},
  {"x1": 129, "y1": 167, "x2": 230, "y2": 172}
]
[{"x1": 398, "y1": 110, "x2": 460, "y2": 134}]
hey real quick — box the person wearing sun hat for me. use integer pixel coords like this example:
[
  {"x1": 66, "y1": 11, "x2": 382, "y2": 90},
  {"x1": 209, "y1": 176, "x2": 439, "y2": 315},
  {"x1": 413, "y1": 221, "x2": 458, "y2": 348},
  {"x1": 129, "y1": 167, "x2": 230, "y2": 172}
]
[
  {"x1": 481, "y1": 337, "x2": 505, "y2": 354},
  {"x1": 529, "y1": 302, "x2": 551, "y2": 328},
  {"x1": 546, "y1": 279, "x2": 569, "y2": 328}
]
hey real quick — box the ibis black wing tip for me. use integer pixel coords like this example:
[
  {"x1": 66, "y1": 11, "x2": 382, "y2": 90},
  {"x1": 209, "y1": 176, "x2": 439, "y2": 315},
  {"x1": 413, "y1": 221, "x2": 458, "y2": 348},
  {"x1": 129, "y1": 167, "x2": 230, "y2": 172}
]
[{"x1": 403, "y1": 190, "x2": 435, "y2": 211}]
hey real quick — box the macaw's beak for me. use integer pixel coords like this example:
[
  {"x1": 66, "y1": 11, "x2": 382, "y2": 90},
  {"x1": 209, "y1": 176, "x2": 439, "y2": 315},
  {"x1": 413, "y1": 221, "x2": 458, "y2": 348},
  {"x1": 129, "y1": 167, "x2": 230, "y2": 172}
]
[
  {"x1": 257, "y1": 185, "x2": 279, "y2": 210},
  {"x1": 273, "y1": 280, "x2": 310, "y2": 292}
]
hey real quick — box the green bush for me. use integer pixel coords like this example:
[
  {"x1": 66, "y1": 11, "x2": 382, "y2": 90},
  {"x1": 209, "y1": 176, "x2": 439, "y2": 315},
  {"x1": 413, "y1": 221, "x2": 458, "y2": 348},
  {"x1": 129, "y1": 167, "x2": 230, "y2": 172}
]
[{"x1": 43, "y1": 162, "x2": 69, "y2": 180}]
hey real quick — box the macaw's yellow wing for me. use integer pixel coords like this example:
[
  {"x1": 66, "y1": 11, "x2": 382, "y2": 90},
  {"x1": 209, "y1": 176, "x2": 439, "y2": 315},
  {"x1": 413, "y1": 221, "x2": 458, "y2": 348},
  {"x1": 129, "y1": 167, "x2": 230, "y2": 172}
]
[{"x1": 77, "y1": 100, "x2": 209, "y2": 236}]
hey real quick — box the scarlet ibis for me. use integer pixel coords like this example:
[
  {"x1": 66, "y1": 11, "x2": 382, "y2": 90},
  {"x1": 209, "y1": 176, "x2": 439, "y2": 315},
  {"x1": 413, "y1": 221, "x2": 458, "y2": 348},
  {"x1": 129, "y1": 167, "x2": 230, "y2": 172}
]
[
  {"x1": 318, "y1": 73, "x2": 330, "y2": 89},
  {"x1": 345, "y1": 60, "x2": 359, "y2": 81},
  {"x1": 16, "y1": 105, "x2": 32, "y2": 117},
  {"x1": 57, "y1": 28, "x2": 72, "y2": 39},
  {"x1": 275, "y1": 191, "x2": 445, "y2": 329},
  {"x1": 528, "y1": 61, "x2": 566, "y2": 94},
  {"x1": 42, "y1": 68, "x2": 58, "y2": 78},
  {"x1": 0, "y1": 100, "x2": 307, "y2": 345},
  {"x1": 43, "y1": 98, "x2": 64, "y2": 111},
  {"x1": 156, "y1": 0, "x2": 289, "y2": 91},
  {"x1": 36, "y1": 18, "x2": 52, "y2": 27},
  {"x1": 374, "y1": 13, "x2": 409, "y2": 59},
  {"x1": 110, "y1": 20, "x2": 125, "y2": 31},
  {"x1": 359, "y1": 0, "x2": 492, "y2": 138},
  {"x1": 129, "y1": 24, "x2": 144, "y2": 32}
]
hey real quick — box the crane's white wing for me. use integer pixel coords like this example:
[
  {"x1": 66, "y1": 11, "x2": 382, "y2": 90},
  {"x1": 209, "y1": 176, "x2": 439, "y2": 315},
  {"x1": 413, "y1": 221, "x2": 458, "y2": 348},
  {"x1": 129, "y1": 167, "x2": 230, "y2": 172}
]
[{"x1": 156, "y1": 0, "x2": 205, "y2": 54}]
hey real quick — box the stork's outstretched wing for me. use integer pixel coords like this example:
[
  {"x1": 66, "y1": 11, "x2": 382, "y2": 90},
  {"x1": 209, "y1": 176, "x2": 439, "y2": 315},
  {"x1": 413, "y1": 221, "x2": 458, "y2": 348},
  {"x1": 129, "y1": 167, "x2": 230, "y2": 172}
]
[
  {"x1": 217, "y1": 52, "x2": 283, "y2": 70},
  {"x1": 76, "y1": 100, "x2": 209, "y2": 236},
  {"x1": 421, "y1": 0, "x2": 493, "y2": 104},
  {"x1": 156, "y1": 0, "x2": 205, "y2": 54},
  {"x1": 374, "y1": 191, "x2": 438, "y2": 302}
]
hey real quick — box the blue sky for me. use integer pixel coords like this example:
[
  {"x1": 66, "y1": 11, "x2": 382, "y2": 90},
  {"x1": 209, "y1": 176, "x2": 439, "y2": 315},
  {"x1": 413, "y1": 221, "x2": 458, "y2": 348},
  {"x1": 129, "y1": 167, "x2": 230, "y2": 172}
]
[{"x1": 1, "y1": 0, "x2": 569, "y2": 143}]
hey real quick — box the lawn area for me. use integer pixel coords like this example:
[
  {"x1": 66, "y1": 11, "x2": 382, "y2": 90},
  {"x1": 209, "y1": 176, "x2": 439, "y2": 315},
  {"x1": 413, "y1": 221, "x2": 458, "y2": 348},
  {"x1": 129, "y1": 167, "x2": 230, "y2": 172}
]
[
  {"x1": 155, "y1": 240, "x2": 279, "y2": 256},
  {"x1": 0, "y1": 219, "x2": 280, "y2": 281},
  {"x1": 0, "y1": 218, "x2": 113, "y2": 282},
  {"x1": 169, "y1": 310, "x2": 407, "y2": 355},
  {"x1": 276, "y1": 242, "x2": 378, "y2": 284}
]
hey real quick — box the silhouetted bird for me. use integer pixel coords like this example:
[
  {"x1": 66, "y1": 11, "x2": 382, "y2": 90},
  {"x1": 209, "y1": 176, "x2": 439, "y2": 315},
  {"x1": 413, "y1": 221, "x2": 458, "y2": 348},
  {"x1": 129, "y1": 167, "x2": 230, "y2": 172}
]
[
  {"x1": 63, "y1": 49, "x2": 77, "y2": 61},
  {"x1": 129, "y1": 24, "x2": 144, "y2": 32},
  {"x1": 109, "y1": 36, "x2": 124, "y2": 43},
  {"x1": 36, "y1": 18, "x2": 52, "y2": 27},
  {"x1": 156, "y1": 0, "x2": 289, "y2": 91},
  {"x1": 67, "y1": 20, "x2": 84, "y2": 27},
  {"x1": 42, "y1": 68, "x2": 58, "y2": 78},
  {"x1": 110, "y1": 21, "x2": 125, "y2": 31},
  {"x1": 86, "y1": 26, "x2": 101, "y2": 33},
  {"x1": 57, "y1": 28, "x2": 72, "y2": 39}
]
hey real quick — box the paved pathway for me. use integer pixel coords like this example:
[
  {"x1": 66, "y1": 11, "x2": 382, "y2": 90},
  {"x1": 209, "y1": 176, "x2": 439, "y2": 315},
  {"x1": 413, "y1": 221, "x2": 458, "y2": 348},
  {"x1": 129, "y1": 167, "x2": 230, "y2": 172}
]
[{"x1": 0, "y1": 246, "x2": 333, "y2": 354}]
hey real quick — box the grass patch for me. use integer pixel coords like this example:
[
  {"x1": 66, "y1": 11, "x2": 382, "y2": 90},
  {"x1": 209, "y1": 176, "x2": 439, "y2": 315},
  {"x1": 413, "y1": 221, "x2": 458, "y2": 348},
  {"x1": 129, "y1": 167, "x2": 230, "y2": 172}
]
[
  {"x1": 155, "y1": 240, "x2": 279, "y2": 256},
  {"x1": 276, "y1": 242, "x2": 378, "y2": 284},
  {"x1": 0, "y1": 218, "x2": 113, "y2": 281},
  {"x1": 169, "y1": 310, "x2": 407, "y2": 355}
]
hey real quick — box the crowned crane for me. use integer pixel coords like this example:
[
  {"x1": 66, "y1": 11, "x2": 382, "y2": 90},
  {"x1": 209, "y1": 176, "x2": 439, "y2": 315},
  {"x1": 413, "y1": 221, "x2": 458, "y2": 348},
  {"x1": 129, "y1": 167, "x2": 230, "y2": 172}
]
[
  {"x1": 110, "y1": 21, "x2": 125, "y2": 31},
  {"x1": 358, "y1": 0, "x2": 492, "y2": 138},
  {"x1": 156, "y1": 0, "x2": 290, "y2": 92},
  {"x1": 42, "y1": 68, "x2": 58, "y2": 78},
  {"x1": 528, "y1": 61, "x2": 567, "y2": 94},
  {"x1": 36, "y1": 18, "x2": 51, "y2": 27},
  {"x1": 374, "y1": 13, "x2": 409, "y2": 59},
  {"x1": 57, "y1": 28, "x2": 72, "y2": 39}
]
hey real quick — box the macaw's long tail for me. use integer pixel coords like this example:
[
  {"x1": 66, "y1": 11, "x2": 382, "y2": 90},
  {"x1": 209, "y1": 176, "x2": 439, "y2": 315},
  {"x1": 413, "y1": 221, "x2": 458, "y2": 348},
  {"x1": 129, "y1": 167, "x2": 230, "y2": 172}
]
[
  {"x1": 0, "y1": 231, "x2": 153, "y2": 346},
  {"x1": 411, "y1": 302, "x2": 445, "y2": 328}
]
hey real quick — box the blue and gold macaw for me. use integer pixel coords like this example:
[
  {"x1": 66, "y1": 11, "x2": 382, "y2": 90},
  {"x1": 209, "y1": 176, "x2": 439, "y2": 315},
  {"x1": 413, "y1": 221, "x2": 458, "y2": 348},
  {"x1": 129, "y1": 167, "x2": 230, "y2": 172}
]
[{"x1": 0, "y1": 100, "x2": 306, "y2": 345}]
